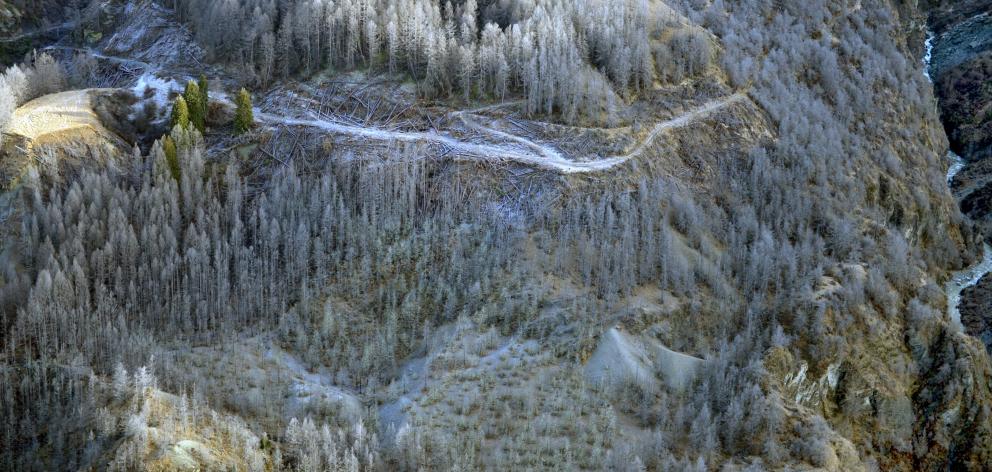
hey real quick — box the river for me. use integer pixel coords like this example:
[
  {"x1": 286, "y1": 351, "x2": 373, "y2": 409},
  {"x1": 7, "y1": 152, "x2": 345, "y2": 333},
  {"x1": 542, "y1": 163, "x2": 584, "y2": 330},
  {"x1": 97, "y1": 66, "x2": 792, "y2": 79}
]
[
  {"x1": 945, "y1": 153, "x2": 992, "y2": 328},
  {"x1": 926, "y1": 34, "x2": 992, "y2": 328}
]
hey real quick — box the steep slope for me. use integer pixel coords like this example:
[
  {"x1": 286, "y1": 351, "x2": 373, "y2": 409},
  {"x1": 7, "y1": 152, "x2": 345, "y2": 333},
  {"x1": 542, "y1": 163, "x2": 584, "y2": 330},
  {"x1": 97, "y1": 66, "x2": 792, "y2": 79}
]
[{"x1": 1, "y1": 0, "x2": 992, "y2": 471}]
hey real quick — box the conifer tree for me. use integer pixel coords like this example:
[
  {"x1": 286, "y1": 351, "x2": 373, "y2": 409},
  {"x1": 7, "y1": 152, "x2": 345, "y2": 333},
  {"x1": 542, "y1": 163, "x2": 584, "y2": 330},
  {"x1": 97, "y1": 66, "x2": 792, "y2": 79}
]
[
  {"x1": 234, "y1": 88, "x2": 254, "y2": 135},
  {"x1": 170, "y1": 95, "x2": 190, "y2": 130},
  {"x1": 162, "y1": 135, "x2": 180, "y2": 182},
  {"x1": 183, "y1": 80, "x2": 205, "y2": 133},
  {"x1": 198, "y1": 74, "x2": 209, "y2": 109}
]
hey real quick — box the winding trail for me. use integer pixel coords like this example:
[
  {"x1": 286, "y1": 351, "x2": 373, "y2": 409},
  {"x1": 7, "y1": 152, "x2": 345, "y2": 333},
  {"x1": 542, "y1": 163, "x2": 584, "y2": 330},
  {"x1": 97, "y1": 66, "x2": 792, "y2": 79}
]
[
  {"x1": 255, "y1": 92, "x2": 746, "y2": 174},
  {"x1": 0, "y1": 21, "x2": 77, "y2": 44},
  {"x1": 42, "y1": 45, "x2": 157, "y2": 72},
  {"x1": 43, "y1": 44, "x2": 745, "y2": 174},
  {"x1": 618, "y1": 93, "x2": 747, "y2": 161}
]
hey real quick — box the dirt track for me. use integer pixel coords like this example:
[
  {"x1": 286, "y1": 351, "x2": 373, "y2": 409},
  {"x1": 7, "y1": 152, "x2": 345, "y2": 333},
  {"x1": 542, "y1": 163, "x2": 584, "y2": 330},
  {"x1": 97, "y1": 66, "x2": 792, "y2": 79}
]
[{"x1": 254, "y1": 92, "x2": 747, "y2": 174}]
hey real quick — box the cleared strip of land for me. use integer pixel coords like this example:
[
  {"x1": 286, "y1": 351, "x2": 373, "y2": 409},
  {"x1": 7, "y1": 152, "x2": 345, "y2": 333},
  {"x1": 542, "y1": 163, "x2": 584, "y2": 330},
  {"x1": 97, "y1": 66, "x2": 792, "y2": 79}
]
[{"x1": 254, "y1": 92, "x2": 747, "y2": 174}]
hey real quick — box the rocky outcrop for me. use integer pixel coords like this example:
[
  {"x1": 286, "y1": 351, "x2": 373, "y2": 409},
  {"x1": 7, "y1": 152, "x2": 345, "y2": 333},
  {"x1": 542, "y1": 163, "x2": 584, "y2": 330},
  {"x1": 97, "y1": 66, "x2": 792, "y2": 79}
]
[
  {"x1": 927, "y1": 0, "x2": 992, "y2": 162},
  {"x1": 934, "y1": 47, "x2": 992, "y2": 163},
  {"x1": 960, "y1": 276, "x2": 992, "y2": 354},
  {"x1": 912, "y1": 329, "x2": 992, "y2": 470},
  {"x1": 928, "y1": 2, "x2": 992, "y2": 202},
  {"x1": 926, "y1": 0, "x2": 992, "y2": 35}
]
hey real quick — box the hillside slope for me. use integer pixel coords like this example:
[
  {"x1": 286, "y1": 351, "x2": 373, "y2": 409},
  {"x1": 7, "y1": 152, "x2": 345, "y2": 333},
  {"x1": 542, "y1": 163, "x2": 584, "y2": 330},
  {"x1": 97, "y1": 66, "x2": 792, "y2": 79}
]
[{"x1": 1, "y1": 0, "x2": 991, "y2": 470}]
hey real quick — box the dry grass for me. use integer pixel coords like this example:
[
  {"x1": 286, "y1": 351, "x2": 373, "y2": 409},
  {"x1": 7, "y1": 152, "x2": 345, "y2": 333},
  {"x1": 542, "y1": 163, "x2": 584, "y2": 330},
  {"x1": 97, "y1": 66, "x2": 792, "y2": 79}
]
[
  {"x1": 6, "y1": 89, "x2": 115, "y2": 140},
  {"x1": 137, "y1": 388, "x2": 270, "y2": 471}
]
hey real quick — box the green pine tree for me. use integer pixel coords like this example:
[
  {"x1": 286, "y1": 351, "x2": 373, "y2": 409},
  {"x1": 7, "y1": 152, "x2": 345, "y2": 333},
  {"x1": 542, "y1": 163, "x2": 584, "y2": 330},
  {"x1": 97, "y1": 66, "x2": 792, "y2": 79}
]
[
  {"x1": 183, "y1": 80, "x2": 205, "y2": 133},
  {"x1": 162, "y1": 135, "x2": 180, "y2": 182},
  {"x1": 198, "y1": 74, "x2": 209, "y2": 109},
  {"x1": 234, "y1": 88, "x2": 254, "y2": 135},
  {"x1": 170, "y1": 95, "x2": 190, "y2": 130}
]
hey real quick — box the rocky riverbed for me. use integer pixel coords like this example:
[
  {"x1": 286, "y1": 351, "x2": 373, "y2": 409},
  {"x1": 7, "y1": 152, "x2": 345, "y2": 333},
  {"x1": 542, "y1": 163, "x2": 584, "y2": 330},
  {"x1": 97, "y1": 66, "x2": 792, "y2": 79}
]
[{"x1": 929, "y1": 1, "x2": 992, "y2": 354}]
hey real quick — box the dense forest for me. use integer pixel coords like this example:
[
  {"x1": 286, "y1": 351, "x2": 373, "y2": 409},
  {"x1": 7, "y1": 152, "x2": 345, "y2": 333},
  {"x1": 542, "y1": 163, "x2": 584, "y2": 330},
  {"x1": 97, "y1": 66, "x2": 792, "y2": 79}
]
[
  {"x1": 164, "y1": 0, "x2": 711, "y2": 122},
  {"x1": 1, "y1": 0, "x2": 991, "y2": 470}
]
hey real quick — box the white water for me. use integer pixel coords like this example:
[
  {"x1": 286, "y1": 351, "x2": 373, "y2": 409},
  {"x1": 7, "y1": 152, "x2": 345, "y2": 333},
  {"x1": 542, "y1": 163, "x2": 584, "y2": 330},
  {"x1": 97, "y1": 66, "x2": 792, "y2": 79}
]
[
  {"x1": 947, "y1": 150, "x2": 966, "y2": 185},
  {"x1": 947, "y1": 244, "x2": 992, "y2": 328},
  {"x1": 945, "y1": 150, "x2": 991, "y2": 328}
]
